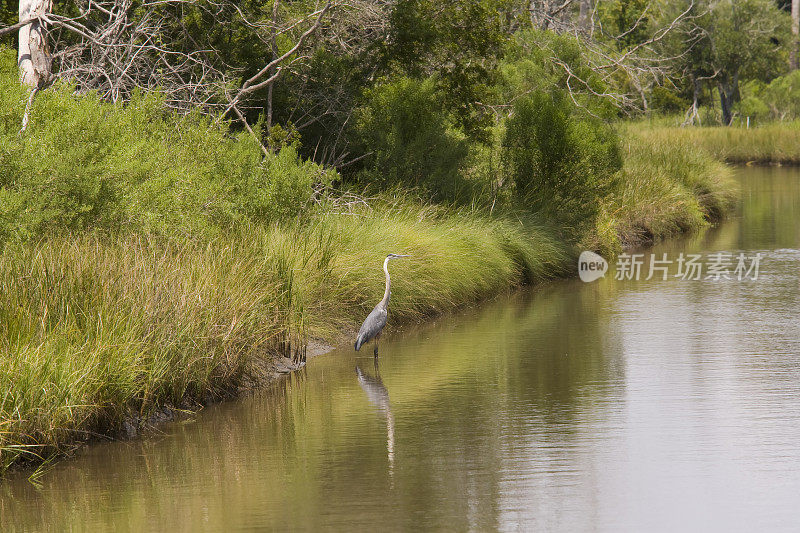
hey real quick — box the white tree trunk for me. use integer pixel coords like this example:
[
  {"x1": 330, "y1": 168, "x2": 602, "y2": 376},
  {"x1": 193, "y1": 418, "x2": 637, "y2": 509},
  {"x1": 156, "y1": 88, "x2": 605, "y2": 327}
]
[
  {"x1": 792, "y1": 0, "x2": 799, "y2": 70},
  {"x1": 578, "y1": 0, "x2": 592, "y2": 34},
  {"x1": 18, "y1": 0, "x2": 51, "y2": 89}
]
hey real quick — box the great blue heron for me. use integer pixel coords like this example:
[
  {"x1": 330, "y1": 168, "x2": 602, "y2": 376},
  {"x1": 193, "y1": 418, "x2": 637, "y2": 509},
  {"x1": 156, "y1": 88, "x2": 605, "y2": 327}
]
[{"x1": 354, "y1": 253, "x2": 410, "y2": 357}]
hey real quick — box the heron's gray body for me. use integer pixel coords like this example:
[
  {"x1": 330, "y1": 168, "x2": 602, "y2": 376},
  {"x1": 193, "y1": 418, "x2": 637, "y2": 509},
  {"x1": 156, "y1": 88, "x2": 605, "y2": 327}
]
[
  {"x1": 354, "y1": 303, "x2": 387, "y2": 351},
  {"x1": 354, "y1": 254, "x2": 409, "y2": 355}
]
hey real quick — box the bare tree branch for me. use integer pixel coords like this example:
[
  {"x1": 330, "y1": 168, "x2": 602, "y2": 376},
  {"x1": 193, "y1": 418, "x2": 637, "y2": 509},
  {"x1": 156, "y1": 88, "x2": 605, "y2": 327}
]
[
  {"x1": 0, "y1": 16, "x2": 37, "y2": 37},
  {"x1": 26, "y1": 0, "x2": 337, "y2": 119},
  {"x1": 519, "y1": 0, "x2": 700, "y2": 114},
  {"x1": 222, "y1": 1, "x2": 333, "y2": 119}
]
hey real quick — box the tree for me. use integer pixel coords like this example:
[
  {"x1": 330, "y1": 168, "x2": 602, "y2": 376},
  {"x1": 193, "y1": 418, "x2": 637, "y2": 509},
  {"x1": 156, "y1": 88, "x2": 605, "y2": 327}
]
[
  {"x1": 711, "y1": 0, "x2": 788, "y2": 124},
  {"x1": 659, "y1": 0, "x2": 789, "y2": 125},
  {"x1": 792, "y1": 0, "x2": 799, "y2": 69},
  {"x1": 596, "y1": 0, "x2": 652, "y2": 49},
  {"x1": 272, "y1": 0, "x2": 509, "y2": 167},
  {"x1": 388, "y1": 0, "x2": 508, "y2": 138},
  {"x1": 503, "y1": 0, "x2": 701, "y2": 114},
  {"x1": 15, "y1": 0, "x2": 50, "y2": 89}
]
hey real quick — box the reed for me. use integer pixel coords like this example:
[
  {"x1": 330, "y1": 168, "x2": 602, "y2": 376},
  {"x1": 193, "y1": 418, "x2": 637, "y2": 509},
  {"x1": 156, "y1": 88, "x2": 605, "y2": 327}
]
[
  {"x1": 0, "y1": 207, "x2": 569, "y2": 472},
  {"x1": 628, "y1": 122, "x2": 800, "y2": 165},
  {"x1": 598, "y1": 129, "x2": 738, "y2": 250}
]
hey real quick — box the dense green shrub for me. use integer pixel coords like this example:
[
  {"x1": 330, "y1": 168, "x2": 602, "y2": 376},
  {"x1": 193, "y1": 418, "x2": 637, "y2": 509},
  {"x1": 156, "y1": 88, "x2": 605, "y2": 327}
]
[
  {"x1": 351, "y1": 77, "x2": 469, "y2": 201},
  {"x1": 0, "y1": 48, "x2": 333, "y2": 242},
  {"x1": 733, "y1": 73, "x2": 800, "y2": 123},
  {"x1": 499, "y1": 30, "x2": 618, "y2": 121},
  {"x1": 762, "y1": 71, "x2": 800, "y2": 121},
  {"x1": 650, "y1": 86, "x2": 689, "y2": 114},
  {"x1": 735, "y1": 95, "x2": 771, "y2": 123},
  {"x1": 501, "y1": 91, "x2": 622, "y2": 232}
]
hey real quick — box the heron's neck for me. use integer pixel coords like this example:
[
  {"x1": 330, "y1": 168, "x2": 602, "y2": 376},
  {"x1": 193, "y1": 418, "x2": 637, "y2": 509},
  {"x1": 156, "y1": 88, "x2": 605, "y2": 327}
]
[{"x1": 381, "y1": 257, "x2": 391, "y2": 306}]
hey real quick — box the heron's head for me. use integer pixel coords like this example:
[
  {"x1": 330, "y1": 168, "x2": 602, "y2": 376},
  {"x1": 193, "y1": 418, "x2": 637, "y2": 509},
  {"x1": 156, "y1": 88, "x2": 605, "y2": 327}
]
[{"x1": 386, "y1": 253, "x2": 411, "y2": 261}]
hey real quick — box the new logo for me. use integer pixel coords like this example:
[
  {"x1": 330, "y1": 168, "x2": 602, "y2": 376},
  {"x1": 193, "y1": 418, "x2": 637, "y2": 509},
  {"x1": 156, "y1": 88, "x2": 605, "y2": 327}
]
[{"x1": 578, "y1": 251, "x2": 607, "y2": 282}]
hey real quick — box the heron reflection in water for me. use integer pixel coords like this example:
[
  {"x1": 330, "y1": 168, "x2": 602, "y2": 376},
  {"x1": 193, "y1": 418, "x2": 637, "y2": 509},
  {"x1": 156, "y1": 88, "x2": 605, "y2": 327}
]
[{"x1": 355, "y1": 360, "x2": 395, "y2": 478}]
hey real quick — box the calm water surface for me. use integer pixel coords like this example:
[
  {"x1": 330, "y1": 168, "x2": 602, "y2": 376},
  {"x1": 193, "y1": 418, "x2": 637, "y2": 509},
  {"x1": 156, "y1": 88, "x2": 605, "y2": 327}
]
[{"x1": 2, "y1": 167, "x2": 800, "y2": 532}]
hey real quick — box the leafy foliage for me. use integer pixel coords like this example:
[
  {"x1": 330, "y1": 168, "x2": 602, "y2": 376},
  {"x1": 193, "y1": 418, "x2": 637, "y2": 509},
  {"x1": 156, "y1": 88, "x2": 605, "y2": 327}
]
[
  {"x1": 649, "y1": 86, "x2": 689, "y2": 114},
  {"x1": 596, "y1": 0, "x2": 652, "y2": 49},
  {"x1": 388, "y1": 0, "x2": 508, "y2": 137},
  {"x1": 351, "y1": 77, "x2": 469, "y2": 200},
  {"x1": 0, "y1": 49, "x2": 333, "y2": 242},
  {"x1": 762, "y1": 71, "x2": 800, "y2": 121},
  {"x1": 499, "y1": 30, "x2": 618, "y2": 120},
  {"x1": 501, "y1": 91, "x2": 622, "y2": 232}
]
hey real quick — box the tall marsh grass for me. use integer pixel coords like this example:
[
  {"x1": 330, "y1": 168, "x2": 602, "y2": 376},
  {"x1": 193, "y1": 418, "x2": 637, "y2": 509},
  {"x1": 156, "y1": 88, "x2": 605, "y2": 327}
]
[
  {"x1": 0, "y1": 205, "x2": 569, "y2": 472},
  {"x1": 586, "y1": 129, "x2": 738, "y2": 252},
  {"x1": 629, "y1": 123, "x2": 800, "y2": 165}
]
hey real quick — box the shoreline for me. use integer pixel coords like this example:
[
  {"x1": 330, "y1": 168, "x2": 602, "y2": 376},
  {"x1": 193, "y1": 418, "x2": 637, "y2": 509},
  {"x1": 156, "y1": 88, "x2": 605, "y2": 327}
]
[
  {"x1": 0, "y1": 129, "x2": 738, "y2": 476},
  {"x1": 0, "y1": 210, "x2": 731, "y2": 477}
]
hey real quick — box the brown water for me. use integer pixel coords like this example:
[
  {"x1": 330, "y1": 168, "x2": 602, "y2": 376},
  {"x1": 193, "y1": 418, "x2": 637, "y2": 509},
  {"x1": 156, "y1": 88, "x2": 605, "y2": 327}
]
[{"x1": 2, "y1": 167, "x2": 800, "y2": 532}]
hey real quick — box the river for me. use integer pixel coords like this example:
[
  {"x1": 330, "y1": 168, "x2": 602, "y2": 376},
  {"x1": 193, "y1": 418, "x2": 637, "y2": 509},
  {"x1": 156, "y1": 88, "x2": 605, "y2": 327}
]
[{"x1": 2, "y1": 166, "x2": 799, "y2": 532}]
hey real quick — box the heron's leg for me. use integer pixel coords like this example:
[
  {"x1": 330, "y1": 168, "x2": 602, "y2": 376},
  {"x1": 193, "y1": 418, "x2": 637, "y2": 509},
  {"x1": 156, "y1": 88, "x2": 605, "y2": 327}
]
[{"x1": 373, "y1": 332, "x2": 381, "y2": 357}]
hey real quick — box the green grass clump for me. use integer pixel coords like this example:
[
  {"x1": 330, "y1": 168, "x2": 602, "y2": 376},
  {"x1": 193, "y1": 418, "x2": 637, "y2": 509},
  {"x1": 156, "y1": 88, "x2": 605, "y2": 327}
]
[
  {"x1": 0, "y1": 204, "x2": 568, "y2": 472},
  {"x1": 628, "y1": 122, "x2": 800, "y2": 165},
  {"x1": 585, "y1": 128, "x2": 738, "y2": 252}
]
